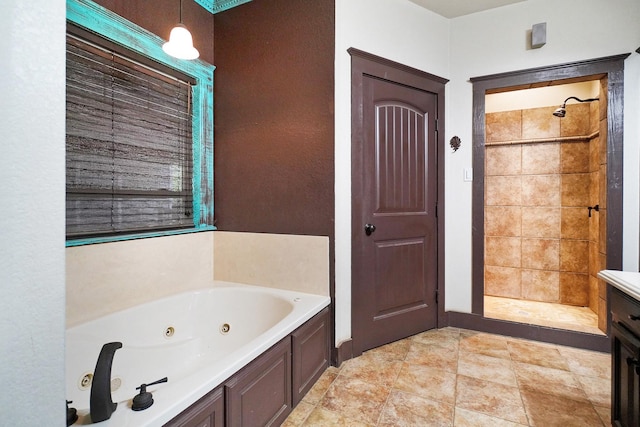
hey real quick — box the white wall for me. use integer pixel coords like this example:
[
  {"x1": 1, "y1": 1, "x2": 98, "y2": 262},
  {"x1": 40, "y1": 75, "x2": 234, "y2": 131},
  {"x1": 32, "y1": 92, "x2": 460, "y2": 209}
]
[
  {"x1": 335, "y1": 0, "x2": 640, "y2": 344},
  {"x1": 0, "y1": 0, "x2": 66, "y2": 424},
  {"x1": 446, "y1": 0, "x2": 640, "y2": 312},
  {"x1": 335, "y1": 0, "x2": 450, "y2": 344}
]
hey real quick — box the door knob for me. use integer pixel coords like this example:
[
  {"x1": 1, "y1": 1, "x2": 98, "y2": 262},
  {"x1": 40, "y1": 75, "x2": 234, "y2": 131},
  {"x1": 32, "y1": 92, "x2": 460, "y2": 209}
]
[{"x1": 364, "y1": 223, "x2": 376, "y2": 236}]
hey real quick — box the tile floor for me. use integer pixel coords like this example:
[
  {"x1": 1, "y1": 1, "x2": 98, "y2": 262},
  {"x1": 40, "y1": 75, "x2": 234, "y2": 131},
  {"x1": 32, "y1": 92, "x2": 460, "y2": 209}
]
[
  {"x1": 484, "y1": 296, "x2": 604, "y2": 335},
  {"x1": 283, "y1": 327, "x2": 611, "y2": 426}
]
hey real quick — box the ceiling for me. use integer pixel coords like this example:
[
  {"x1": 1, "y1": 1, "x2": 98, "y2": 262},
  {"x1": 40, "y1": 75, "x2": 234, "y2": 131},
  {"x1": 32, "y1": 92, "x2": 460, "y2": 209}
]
[{"x1": 408, "y1": 0, "x2": 527, "y2": 18}]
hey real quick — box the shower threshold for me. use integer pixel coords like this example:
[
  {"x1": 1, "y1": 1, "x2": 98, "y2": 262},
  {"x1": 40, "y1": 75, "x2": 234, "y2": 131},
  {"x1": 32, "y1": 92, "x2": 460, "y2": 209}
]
[{"x1": 484, "y1": 295, "x2": 605, "y2": 335}]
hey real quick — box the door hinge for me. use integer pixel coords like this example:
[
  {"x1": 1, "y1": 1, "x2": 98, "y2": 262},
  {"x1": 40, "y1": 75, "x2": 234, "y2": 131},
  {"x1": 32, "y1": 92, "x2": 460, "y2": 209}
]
[
  {"x1": 435, "y1": 119, "x2": 439, "y2": 132},
  {"x1": 435, "y1": 289, "x2": 439, "y2": 305},
  {"x1": 435, "y1": 203, "x2": 438, "y2": 218}
]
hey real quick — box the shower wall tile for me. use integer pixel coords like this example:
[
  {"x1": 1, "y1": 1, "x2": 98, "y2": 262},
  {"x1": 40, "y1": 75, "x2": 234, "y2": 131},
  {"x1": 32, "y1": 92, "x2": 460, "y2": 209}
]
[
  {"x1": 561, "y1": 174, "x2": 590, "y2": 207},
  {"x1": 589, "y1": 136, "x2": 600, "y2": 173},
  {"x1": 521, "y1": 238, "x2": 559, "y2": 270},
  {"x1": 522, "y1": 269, "x2": 559, "y2": 302},
  {"x1": 522, "y1": 107, "x2": 560, "y2": 140},
  {"x1": 559, "y1": 240, "x2": 589, "y2": 273},
  {"x1": 561, "y1": 141, "x2": 590, "y2": 173},
  {"x1": 522, "y1": 143, "x2": 559, "y2": 174},
  {"x1": 599, "y1": 164, "x2": 607, "y2": 207},
  {"x1": 589, "y1": 210, "x2": 599, "y2": 242},
  {"x1": 522, "y1": 175, "x2": 560, "y2": 206},
  {"x1": 599, "y1": 78, "x2": 608, "y2": 121},
  {"x1": 486, "y1": 145, "x2": 522, "y2": 176},
  {"x1": 486, "y1": 111, "x2": 522, "y2": 142},
  {"x1": 590, "y1": 101, "x2": 600, "y2": 134},
  {"x1": 599, "y1": 119, "x2": 608, "y2": 164},
  {"x1": 486, "y1": 176, "x2": 521, "y2": 206},
  {"x1": 589, "y1": 242, "x2": 600, "y2": 277},
  {"x1": 485, "y1": 206, "x2": 521, "y2": 237},
  {"x1": 589, "y1": 275, "x2": 599, "y2": 313},
  {"x1": 521, "y1": 207, "x2": 560, "y2": 238},
  {"x1": 598, "y1": 297, "x2": 607, "y2": 332},
  {"x1": 561, "y1": 207, "x2": 589, "y2": 240},
  {"x1": 485, "y1": 236, "x2": 521, "y2": 268},
  {"x1": 599, "y1": 209, "x2": 607, "y2": 254},
  {"x1": 485, "y1": 265, "x2": 521, "y2": 298},
  {"x1": 559, "y1": 272, "x2": 589, "y2": 306},
  {"x1": 589, "y1": 171, "x2": 599, "y2": 207},
  {"x1": 561, "y1": 103, "x2": 591, "y2": 137}
]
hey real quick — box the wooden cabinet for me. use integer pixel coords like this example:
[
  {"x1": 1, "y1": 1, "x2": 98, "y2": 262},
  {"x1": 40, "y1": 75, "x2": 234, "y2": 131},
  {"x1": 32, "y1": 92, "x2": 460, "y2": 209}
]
[
  {"x1": 225, "y1": 337, "x2": 292, "y2": 427},
  {"x1": 611, "y1": 286, "x2": 640, "y2": 427},
  {"x1": 165, "y1": 386, "x2": 224, "y2": 427},
  {"x1": 292, "y1": 307, "x2": 330, "y2": 406}
]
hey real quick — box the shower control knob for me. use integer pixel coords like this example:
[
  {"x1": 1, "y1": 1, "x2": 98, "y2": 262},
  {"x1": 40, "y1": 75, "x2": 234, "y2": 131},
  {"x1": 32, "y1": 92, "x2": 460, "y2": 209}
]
[{"x1": 364, "y1": 224, "x2": 376, "y2": 236}]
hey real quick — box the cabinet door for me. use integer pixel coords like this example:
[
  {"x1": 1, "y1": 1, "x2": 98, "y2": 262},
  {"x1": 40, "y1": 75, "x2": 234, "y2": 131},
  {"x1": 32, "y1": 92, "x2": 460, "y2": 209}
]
[
  {"x1": 292, "y1": 307, "x2": 330, "y2": 406},
  {"x1": 612, "y1": 322, "x2": 640, "y2": 427},
  {"x1": 225, "y1": 337, "x2": 292, "y2": 427},
  {"x1": 164, "y1": 386, "x2": 224, "y2": 427}
]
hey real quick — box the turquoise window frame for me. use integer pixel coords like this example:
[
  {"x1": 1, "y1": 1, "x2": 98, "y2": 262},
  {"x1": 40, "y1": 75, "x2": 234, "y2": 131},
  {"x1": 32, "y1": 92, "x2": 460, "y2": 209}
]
[{"x1": 66, "y1": 0, "x2": 215, "y2": 247}]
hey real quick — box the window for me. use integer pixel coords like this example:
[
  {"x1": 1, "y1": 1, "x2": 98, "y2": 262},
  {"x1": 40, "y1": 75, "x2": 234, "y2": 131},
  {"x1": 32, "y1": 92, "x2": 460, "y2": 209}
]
[{"x1": 66, "y1": 0, "x2": 215, "y2": 246}]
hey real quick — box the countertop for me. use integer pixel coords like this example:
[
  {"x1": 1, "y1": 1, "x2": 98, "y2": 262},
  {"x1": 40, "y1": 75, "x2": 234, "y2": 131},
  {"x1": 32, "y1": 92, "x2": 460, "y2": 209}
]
[{"x1": 598, "y1": 270, "x2": 640, "y2": 301}]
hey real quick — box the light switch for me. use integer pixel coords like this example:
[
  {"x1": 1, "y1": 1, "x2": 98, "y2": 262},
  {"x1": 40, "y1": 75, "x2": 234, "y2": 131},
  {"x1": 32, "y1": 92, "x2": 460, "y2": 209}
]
[{"x1": 463, "y1": 168, "x2": 473, "y2": 182}]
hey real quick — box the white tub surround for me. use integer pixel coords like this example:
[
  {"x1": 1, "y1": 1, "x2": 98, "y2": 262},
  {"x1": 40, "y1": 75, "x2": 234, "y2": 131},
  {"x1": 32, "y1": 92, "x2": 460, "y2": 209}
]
[
  {"x1": 598, "y1": 270, "x2": 640, "y2": 301},
  {"x1": 213, "y1": 231, "x2": 330, "y2": 296},
  {"x1": 66, "y1": 282, "x2": 330, "y2": 426}
]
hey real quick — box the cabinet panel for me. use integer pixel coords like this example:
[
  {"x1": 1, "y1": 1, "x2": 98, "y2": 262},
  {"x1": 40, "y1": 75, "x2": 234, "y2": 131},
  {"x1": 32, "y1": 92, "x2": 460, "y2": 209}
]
[
  {"x1": 225, "y1": 337, "x2": 292, "y2": 427},
  {"x1": 292, "y1": 307, "x2": 330, "y2": 406},
  {"x1": 612, "y1": 320, "x2": 640, "y2": 427},
  {"x1": 164, "y1": 386, "x2": 224, "y2": 427},
  {"x1": 612, "y1": 288, "x2": 640, "y2": 337}
]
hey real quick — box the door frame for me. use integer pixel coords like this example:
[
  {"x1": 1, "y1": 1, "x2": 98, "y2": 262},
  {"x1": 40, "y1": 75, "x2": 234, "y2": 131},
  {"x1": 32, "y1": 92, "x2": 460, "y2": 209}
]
[
  {"x1": 455, "y1": 53, "x2": 630, "y2": 352},
  {"x1": 348, "y1": 48, "x2": 448, "y2": 357}
]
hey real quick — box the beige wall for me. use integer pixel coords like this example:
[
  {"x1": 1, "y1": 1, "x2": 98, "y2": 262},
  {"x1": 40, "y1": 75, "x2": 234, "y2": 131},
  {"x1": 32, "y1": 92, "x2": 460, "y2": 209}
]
[
  {"x1": 66, "y1": 231, "x2": 330, "y2": 327},
  {"x1": 213, "y1": 231, "x2": 330, "y2": 296}
]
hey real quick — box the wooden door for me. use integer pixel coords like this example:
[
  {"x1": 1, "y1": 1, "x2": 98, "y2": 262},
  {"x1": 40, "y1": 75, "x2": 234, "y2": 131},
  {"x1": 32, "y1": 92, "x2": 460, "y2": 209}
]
[{"x1": 352, "y1": 68, "x2": 440, "y2": 354}]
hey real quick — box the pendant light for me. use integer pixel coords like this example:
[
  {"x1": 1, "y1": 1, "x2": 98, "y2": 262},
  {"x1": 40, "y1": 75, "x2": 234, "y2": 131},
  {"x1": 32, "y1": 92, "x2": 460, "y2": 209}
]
[{"x1": 163, "y1": 0, "x2": 199, "y2": 60}]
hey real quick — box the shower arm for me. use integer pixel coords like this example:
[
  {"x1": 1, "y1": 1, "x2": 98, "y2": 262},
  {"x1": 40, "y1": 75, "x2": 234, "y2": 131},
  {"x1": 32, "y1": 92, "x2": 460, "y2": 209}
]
[{"x1": 561, "y1": 96, "x2": 599, "y2": 107}]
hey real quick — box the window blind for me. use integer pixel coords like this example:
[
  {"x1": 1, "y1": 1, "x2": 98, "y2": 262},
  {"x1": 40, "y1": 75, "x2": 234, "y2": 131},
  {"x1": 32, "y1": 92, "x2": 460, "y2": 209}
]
[{"x1": 66, "y1": 34, "x2": 194, "y2": 239}]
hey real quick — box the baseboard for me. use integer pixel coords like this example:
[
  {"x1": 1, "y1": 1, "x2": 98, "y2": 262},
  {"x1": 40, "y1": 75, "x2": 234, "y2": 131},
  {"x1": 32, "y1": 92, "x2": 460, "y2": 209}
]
[
  {"x1": 447, "y1": 311, "x2": 610, "y2": 353},
  {"x1": 332, "y1": 338, "x2": 353, "y2": 367}
]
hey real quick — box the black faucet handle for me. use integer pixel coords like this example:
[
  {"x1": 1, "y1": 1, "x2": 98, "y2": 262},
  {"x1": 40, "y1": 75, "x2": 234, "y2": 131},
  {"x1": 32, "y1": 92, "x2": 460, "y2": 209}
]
[{"x1": 132, "y1": 377, "x2": 168, "y2": 411}]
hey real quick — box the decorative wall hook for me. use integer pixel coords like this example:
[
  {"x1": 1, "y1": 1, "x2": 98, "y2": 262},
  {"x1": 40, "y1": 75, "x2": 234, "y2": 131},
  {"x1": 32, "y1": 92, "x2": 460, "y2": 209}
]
[{"x1": 450, "y1": 136, "x2": 461, "y2": 152}]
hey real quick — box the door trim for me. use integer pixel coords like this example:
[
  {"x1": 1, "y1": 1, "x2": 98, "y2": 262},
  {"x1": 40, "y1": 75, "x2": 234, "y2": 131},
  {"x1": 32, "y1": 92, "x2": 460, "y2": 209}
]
[
  {"x1": 349, "y1": 48, "x2": 448, "y2": 356},
  {"x1": 462, "y1": 53, "x2": 630, "y2": 352}
]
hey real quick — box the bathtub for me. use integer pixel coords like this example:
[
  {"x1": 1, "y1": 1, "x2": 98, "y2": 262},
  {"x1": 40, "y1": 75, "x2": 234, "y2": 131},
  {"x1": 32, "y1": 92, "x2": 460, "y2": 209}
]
[{"x1": 65, "y1": 281, "x2": 330, "y2": 426}]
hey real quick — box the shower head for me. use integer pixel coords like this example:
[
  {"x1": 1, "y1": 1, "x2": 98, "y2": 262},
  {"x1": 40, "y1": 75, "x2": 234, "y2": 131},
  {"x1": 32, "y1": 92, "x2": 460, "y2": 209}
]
[{"x1": 552, "y1": 96, "x2": 599, "y2": 118}]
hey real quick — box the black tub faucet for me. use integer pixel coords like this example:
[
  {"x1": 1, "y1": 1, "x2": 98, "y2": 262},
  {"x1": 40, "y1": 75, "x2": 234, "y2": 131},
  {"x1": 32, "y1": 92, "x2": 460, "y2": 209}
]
[{"x1": 90, "y1": 342, "x2": 122, "y2": 423}]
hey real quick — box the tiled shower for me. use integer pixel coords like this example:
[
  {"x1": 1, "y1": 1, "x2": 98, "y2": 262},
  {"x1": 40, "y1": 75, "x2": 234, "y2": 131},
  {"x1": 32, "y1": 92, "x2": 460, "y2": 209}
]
[{"x1": 484, "y1": 81, "x2": 608, "y2": 333}]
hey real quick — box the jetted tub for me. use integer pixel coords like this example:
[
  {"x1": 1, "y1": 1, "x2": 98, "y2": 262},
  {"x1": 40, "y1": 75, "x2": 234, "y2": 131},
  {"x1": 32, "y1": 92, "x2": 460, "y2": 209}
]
[{"x1": 65, "y1": 281, "x2": 330, "y2": 426}]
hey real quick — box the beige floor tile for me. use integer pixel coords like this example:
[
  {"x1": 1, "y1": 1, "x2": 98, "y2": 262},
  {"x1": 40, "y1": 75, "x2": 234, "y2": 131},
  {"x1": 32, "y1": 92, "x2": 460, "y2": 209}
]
[
  {"x1": 302, "y1": 366, "x2": 340, "y2": 405},
  {"x1": 507, "y1": 340, "x2": 571, "y2": 371},
  {"x1": 281, "y1": 401, "x2": 315, "y2": 427},
  {"x1": 513, "y1": 361, "x2": 588, "y2": 402},
  {"x1": 339, "y1": 353, "x2": 403, "y2": 387},
  {"x1": 363, "y1": 338, "x2": 411, "y2": 361},
  {"x1": 405, "y1": 341, "x2": 459, "y2": 373},
  {"x1": 378, "y1": 389, "x2": 454, "y2": 427},
  {"x1": 520, "y1": 388, "x2": 604, "y2": 426},
  {"x1": 455, "y1": 375, "x2": 529, "y2": 424},
  {"x1": 459, "y1": 330, "x2": 511, "y2": 360},
  {"x1": 393, "y1": 362, "x2": 457, "y2": 405},
  {"x1": 576, "y1": 374, "x2": 611, "y2": 408},
  {"x1": 457, "y1": 351, "x2": 517, "y2": 387},
  {"x1": 319, "y1": 375, "x2": 390, "y2": 425},
  {"x1": 302, "y1": 407, "x2": 373, "y2": 427},
  {"x1": 454, "y1": 407, "x2": 528, "y2": 426},
  {"x1": 558, "y1": 346, "x2": 611, "y2": 379}
]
